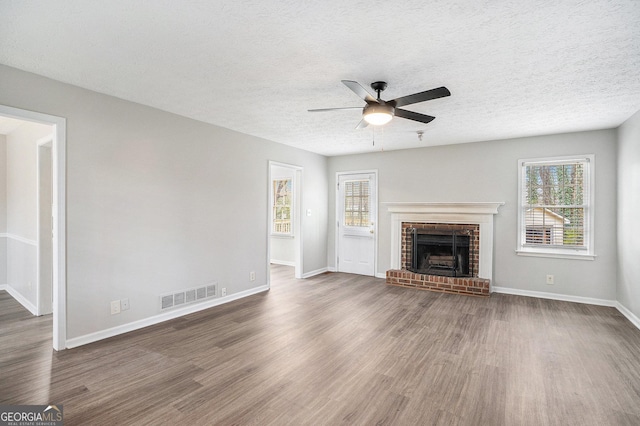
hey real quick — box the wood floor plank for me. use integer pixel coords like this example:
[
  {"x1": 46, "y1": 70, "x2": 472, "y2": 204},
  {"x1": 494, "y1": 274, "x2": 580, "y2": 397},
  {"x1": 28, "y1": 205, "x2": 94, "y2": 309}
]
[{"x1": 2, "y1": 268, "x2": 640, "y2": 425}]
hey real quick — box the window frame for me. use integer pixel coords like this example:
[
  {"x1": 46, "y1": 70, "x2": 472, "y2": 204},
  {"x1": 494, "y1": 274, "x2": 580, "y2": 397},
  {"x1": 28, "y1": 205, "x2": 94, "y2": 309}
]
[
  {"x1": 516, "y1": 154, "x2": 596, "y2": 260},
  {"x1": 271, "y1": 178, "x2": 294, "y2": 237}
]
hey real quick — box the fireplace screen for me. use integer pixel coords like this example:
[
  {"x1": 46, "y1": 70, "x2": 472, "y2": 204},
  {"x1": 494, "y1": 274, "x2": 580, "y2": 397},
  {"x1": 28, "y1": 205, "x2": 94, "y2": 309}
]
[{"x1": 408, "y1": 229, "x2": 472, "y2": 277}]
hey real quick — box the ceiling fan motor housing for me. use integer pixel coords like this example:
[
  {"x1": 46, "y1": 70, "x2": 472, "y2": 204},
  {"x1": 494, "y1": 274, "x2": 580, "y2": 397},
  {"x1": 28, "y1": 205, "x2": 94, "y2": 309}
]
[{"x1": 363, "y1": 103, "x2": 395, "y2": 125}]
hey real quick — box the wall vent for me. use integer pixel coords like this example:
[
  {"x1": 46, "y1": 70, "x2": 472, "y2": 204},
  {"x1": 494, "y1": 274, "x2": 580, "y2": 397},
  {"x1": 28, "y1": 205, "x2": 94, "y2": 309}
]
[
  {"x1": 196, "y1": 287, "x2": 206, "y2": 300},
  {"x1": 207, "y1": 284, "x2": 217, "y2": 297},
  {"x1": 160, "y1": 282, "x2": 218, "y2": 311}
]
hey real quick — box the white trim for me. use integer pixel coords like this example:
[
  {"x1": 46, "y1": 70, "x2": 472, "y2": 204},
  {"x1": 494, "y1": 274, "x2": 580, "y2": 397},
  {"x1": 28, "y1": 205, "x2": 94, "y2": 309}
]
[
  {"x1": 270, "y1": 260, "x2": 296, "y2": 267},
  {"x1": 375, "y1": 272, "x2": 386, "y2": 279},
  {"x1": 0, "y1": 104, "x2": 67, "y2": 351},
  {"x1": 492, "y1": 286, "x2": 616, "y2": 307},
  {"x1": 301, "y1": 267, "x2": 328, "y2": 278},
  {"x1": 66, "y1": 285, "x2": 269, "y2": 349},
  {"x1": 1, "y1": 233, "x2": 38, "y2": 246},
  {"x1": 515, "y1": 250, "x2": 596, "y2": 261},
  {"x1": 2, "y1": 284, "x2": 38, "y2": 315},
  {"x1": 616, "y1": 302, "x2": 640, "y2": 331},
  {"x1": 327, "y1": 266, "x2": 337, "y2": 272},
  {"x1": 384, "y1": 202, "x2": 504, "y2": 282}
]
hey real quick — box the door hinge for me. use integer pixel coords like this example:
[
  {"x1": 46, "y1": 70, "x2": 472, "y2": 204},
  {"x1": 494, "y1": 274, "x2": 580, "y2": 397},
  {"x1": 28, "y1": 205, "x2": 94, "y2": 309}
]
[
  {"x1": 337, "y1": 220, "x2": 340, "y2": 227},
  {"x1": 337, "y1": 182, "x2": 339, "y2": 190}
]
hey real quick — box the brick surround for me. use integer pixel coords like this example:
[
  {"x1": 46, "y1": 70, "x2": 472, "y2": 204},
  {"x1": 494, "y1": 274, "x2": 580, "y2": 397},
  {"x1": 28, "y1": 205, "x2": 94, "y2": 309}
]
[{"x1": 387, "y1": 222, "x2": 490, "y2": 297}]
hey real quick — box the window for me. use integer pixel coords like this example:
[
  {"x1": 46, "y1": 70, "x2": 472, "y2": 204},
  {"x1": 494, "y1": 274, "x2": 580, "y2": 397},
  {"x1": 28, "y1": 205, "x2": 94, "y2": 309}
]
[
  {"x1": 343, "y1": 180, "x2": 370, "y2": 227},
  {"x1": 517, "y1": 155, "x2": 595, "y2": 260},
  {"x1": 272, "y1": 178, "x2": 292, "y2": 235}
]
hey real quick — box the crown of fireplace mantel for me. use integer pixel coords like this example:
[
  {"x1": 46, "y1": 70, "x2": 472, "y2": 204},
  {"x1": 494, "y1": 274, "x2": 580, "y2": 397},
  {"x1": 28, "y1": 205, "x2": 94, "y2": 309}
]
[
  {"x1": 385, "y1": 202, "x2": 505, "y2": 284},
  {"x1": 383, "y1": 202, "x2": 504, "y2": 215}
]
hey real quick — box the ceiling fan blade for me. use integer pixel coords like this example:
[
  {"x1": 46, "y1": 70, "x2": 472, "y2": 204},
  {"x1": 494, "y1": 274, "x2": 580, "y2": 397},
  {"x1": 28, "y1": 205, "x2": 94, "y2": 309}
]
[
  {"x1": 395, "y1": 109, "x2": 436, "y2": 124},
  {"x1": 341, "y1": 80, "x2": 377, "y2": 103},
  {"x1": 355, "y1": 119, "x2": 369, "y2": 129},
  {"x1": 391, "y1": 87, "x2": 451, "y2": 108},
  {"x1": 308, "y1": 107, "x2": 363, "y2": 112}
]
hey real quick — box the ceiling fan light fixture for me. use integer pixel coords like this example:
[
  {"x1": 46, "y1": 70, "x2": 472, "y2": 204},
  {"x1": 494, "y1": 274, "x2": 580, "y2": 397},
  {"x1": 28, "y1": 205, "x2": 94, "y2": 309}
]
[{"x1": 363, "y1": 103, "x2": 394, "y2": 125}]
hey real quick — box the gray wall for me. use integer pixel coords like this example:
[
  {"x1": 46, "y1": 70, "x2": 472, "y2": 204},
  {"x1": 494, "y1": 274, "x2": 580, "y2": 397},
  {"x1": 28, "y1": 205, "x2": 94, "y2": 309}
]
[
  {"x1": 617, "y1": 110, "x2": 640, "y2": 319},
  {"x1": 328, "y1": 129, "x2": 618, "y2": 301},
  {"x1": 0, "y1": 64, "x2": 328, "y2": 340},
  {"x1": 4, "y1": 122, "x2": 52, "y2": 309}
]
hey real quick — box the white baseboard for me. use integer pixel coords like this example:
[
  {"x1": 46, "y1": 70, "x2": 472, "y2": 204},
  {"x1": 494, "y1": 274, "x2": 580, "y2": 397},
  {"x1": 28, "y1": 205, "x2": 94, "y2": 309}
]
[
  {"x1": 375, "y1": 272, "x2": 386, "y2": 279},
  {"x1": 66, "y1": 285, "x2": 269, "y2": 349},
  {"x1": 492, "y1": 286, "x2": 616, "y2": 307},
  {"x1": 616, "y1": 302, "x2": 640, "y2": 331},
  {"x1": 2, "y1": 284, "x2": 38, "y2": 315},
  {"x1": 270, "y1": 260, "x2": 296, "y2": 267},
  {"x1": 327, "y1": 266, "x2": 336, "y2": 273},
  {"x1": 302, "y1": 267, "x2": 328, "y2": 278}
]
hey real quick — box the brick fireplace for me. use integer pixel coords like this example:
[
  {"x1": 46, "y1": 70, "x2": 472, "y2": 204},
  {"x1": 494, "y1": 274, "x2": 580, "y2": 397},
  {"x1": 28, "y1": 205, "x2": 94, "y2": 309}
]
[{"x1": 383, "y1": 202, "x2": 504, "y2": 297}]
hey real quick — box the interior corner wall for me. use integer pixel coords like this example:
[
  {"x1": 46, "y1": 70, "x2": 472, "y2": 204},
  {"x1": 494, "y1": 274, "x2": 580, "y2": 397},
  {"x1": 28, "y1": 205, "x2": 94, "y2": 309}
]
[
  {"x1": 0, "y1": 64, "x2": 328, "y2": 342},
  {"x1": 327, "y1": 129, "x2": 618, "y2": 301},
  {"x1": 617, "y1": 109, "x2": 640, "y2": 320}
]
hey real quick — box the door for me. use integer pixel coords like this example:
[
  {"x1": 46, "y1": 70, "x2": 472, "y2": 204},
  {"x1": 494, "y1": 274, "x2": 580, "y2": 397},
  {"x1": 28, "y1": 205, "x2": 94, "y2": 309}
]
[{"x1": 337, "y1": 172, "x2": 377, "y2": 276}]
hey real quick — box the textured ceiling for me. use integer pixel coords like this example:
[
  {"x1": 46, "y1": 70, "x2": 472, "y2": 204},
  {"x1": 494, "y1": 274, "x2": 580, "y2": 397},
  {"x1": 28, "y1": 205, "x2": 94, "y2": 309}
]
[{"x1": 1, "y1": 1, "x2": 639, "y2": 156}]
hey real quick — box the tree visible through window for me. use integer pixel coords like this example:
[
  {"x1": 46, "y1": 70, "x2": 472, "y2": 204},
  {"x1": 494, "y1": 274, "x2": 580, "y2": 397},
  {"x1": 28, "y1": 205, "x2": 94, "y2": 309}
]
[
  {"x1": 519, "y1": 156, "x2": 593, "y2": 257},
  {"x1": 273, "y1": 179, "x2": 292, "y2": 234}
]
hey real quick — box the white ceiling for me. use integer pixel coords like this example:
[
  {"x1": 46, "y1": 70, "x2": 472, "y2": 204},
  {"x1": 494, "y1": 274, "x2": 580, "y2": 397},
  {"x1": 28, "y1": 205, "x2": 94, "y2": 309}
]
[{"x1": 1, "y1": 1, "x2": 639, "y2": 156}]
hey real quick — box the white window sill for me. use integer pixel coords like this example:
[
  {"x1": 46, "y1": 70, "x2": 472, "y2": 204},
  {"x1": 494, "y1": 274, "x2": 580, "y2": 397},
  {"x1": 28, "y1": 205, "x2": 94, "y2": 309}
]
[
  {"x1": 271, "y1": 234, "x2": 294, "y2": 239},
  {"x1": 515, "y1": 249, "x2": 596, "y2": 261}
]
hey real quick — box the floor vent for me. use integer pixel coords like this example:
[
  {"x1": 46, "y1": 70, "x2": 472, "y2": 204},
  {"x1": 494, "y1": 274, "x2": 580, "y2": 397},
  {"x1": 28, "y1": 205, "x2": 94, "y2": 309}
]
[{"x1": 160, "y1": 282, "x2": 218, "y2": 311}]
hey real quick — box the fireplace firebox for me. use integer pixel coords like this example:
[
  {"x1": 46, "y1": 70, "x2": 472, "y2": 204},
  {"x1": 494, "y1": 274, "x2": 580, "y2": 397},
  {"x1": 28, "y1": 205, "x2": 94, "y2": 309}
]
[{"x1": 408, "y1": 228, "x2": 473, "y2": 277}]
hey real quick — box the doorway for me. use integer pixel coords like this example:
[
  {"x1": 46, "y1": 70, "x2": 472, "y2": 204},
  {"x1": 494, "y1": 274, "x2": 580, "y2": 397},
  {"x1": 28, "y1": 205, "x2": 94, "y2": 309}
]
[
  {"x1": 0, "y1": 105, "x2": 66, "y2": 351},
  {"x1": 336, "y1": 170, "x2": 378, "y2": 276},
  {"x1": 268, "y1": 162, "x2": 303, "y2": 283}
]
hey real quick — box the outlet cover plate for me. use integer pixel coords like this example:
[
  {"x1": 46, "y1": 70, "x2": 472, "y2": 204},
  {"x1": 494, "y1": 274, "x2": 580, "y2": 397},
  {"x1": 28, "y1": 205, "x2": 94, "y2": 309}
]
[
  {"x1": 110, "y1": 300, "x2": 121, "y2": 315},
  {"x1": 121, "y1": 298, "x2": 130, "y2": 311},
  {"x1": 221, "y1": 287, "x2": 227, "y2": 297}
]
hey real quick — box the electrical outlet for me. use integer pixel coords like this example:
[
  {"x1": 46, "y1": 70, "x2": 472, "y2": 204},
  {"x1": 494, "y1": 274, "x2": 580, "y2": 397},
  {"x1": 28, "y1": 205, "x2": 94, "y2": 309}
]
[
  {"x1": 250, "y1": 271, "x2": 256, "y2": 281},
  {"x1": 121, "y1": 298, "x2": 130, "y2": 311},
  {"x1": 110, "y1": 300, "x2": 121, "y2": 315},
  {"x1": 546, "y1": 274, "x2": 555, "y2": 285},
  {"x1": 221, "y1": 287, "x2": 227, "y2": 297}
]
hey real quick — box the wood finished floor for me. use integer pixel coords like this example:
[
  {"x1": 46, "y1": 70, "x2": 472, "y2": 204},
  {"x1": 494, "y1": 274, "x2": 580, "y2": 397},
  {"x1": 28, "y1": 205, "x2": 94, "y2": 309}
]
[{"x1": 2, "y1": 265, "x2": 640, "y2": 425}]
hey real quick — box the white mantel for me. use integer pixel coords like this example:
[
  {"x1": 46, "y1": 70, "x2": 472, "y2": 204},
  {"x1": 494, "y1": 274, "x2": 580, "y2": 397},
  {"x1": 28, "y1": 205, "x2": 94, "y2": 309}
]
[{"x1": 384, "y1": 202, "x2": 504, "y2": 282}]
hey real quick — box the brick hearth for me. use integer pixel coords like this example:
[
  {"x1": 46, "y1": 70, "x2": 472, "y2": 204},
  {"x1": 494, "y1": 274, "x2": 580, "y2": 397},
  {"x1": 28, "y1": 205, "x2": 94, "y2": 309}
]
[
  {"x1": 386, "y1": 221, "x2": 490, "y2": 297},
  {"x1": 386, "y1": 269, "x2": 490, "y2": 297}
]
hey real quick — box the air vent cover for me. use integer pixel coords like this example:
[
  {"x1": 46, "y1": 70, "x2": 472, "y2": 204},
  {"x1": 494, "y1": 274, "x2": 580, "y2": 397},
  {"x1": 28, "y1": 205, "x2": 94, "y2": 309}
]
[{"x1": 160, "y1": 281, "x2": 218, "y2": 310}]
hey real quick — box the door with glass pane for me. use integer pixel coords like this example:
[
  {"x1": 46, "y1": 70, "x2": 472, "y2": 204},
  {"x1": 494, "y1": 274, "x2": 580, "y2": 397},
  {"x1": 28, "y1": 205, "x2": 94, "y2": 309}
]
[{"x1": 337, "y1": 172, "x2": 377, "y2": 276}]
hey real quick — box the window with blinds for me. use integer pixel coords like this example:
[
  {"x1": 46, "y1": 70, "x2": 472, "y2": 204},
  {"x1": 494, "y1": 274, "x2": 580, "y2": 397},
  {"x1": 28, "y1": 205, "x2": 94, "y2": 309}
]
[
  {"x1": 344, "y1": 180, "x2": 370, "y2": 227},
  {"x1": 518, "y1": 155, "x2": 595, "y2": 259}
]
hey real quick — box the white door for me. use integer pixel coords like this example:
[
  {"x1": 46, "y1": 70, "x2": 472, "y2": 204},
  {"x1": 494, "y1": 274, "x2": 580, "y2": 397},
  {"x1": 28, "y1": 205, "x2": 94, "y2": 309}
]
[{"x1": 337, "y1": 172, "x2": 377, "y2": 276}]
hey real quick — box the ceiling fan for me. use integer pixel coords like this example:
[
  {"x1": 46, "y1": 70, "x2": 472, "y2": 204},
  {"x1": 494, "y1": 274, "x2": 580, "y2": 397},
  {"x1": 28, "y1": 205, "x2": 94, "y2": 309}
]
[{"x1": 309, "y1": 80, "x2": 451, "y2": 129}]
